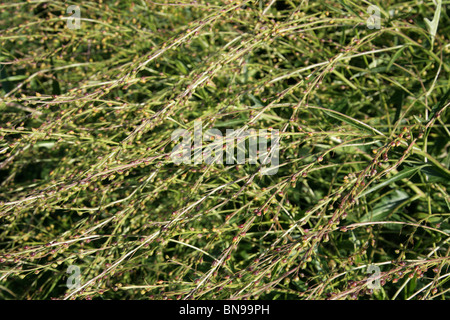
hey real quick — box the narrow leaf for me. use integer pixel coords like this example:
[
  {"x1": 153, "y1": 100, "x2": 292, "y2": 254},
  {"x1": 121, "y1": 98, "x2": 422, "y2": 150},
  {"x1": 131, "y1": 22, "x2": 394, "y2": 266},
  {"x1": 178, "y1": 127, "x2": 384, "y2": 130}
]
[{"x1": 358, "y1": 164, "x2": 430, "y2": 198}]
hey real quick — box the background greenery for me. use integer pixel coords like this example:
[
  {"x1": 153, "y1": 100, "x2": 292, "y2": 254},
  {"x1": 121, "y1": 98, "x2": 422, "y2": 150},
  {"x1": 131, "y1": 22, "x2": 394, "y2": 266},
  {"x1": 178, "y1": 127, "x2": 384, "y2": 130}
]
[{"x1": 0, "y1": 0, "x2": 449, "y2": 300}]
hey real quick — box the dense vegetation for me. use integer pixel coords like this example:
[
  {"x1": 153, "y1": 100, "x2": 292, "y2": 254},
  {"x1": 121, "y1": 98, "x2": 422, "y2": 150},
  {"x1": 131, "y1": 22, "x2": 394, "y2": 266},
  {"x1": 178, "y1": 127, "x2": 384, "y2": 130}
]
[{"x1": 0, "y1": 0, "x2": 449, "y2": 300}]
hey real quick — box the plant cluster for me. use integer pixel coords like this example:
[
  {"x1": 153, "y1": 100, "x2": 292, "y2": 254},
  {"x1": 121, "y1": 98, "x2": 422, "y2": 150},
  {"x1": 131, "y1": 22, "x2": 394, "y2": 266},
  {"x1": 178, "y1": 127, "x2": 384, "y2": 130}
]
[{"x1": 0, "y1": 0, "x2": 449, "y2": 300}]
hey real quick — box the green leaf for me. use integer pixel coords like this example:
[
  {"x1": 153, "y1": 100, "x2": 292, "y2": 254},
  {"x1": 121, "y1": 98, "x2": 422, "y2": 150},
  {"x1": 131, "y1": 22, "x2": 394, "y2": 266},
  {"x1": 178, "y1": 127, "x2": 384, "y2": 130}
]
[
  {"x1": 175, "y1": 60, "x2": 189, "y2": 75},
  {"x1": 421, "y1": 166, "x2": 448, "y2": 183},
  {"x1": 337, "y1": 0, "x2": 360, "y2": 17},
  {"x1": 2, "y1": 74, "x2": 28, "y2": 81},
  {"x1": 386, "y1": 46, "x2": 408, "y2": 72},
  {"x1": 360, "y1": 190, "x2": 409, "y2": 222},
  {"x1": 247, "y1": 93, "x2": 264, "y2": 107},
  {"x1": 427, "y1": 87, "x2": 450, "y2": 123},
  {"x1": 424, "y1": 0, "x2": 442, "y2": 44},
  {"x1": 322, "y1": 109, "x2": 384, "y2": 136},
  {"x1": 358, "y1": 164, "x2": 430, "y2": 199}
]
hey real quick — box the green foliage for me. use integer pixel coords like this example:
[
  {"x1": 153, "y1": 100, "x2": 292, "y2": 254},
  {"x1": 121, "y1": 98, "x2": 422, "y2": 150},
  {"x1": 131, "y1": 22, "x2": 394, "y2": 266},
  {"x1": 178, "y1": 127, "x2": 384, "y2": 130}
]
[{"x1": 0, "y1": 0, "x2": 449, "y2": 300}]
